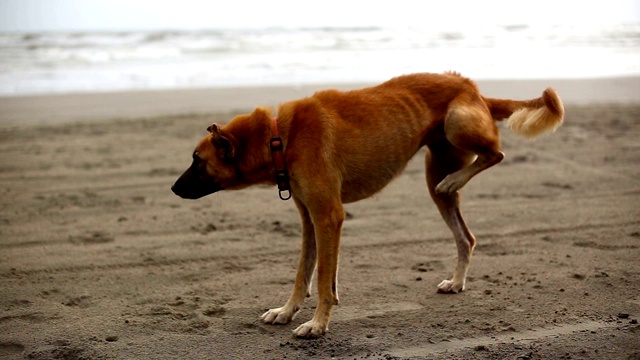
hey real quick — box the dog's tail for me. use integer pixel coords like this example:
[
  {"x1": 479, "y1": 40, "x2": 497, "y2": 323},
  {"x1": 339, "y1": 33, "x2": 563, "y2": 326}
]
[{"x1": 483, "y1": 88, "x2": 564, "y2": 139}]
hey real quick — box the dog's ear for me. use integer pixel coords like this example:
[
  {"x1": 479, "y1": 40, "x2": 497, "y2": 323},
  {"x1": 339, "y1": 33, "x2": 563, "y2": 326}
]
[{"x1": 208, "y1": 124, "x2": 235, "y2": 160}]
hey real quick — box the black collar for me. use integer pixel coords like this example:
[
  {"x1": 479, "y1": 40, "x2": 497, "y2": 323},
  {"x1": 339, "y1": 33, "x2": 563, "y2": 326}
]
[{"x1": 270, "y1": 118, "x2": 291, "y2": 200}]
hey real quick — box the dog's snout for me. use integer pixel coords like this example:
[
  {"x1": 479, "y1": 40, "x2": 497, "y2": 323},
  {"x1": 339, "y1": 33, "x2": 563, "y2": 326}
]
[
  {"x1": 171, "y1": 171, "x2": 221, "y2": 199},
  {"x1": 171, "y1": 176, "x2": 188, "y2": 198}
]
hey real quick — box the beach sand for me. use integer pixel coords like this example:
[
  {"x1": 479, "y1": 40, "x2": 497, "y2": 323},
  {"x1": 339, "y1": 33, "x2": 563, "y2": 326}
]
[{"x1": 0, "y1": 77, "x2": 639, "y2": 359}]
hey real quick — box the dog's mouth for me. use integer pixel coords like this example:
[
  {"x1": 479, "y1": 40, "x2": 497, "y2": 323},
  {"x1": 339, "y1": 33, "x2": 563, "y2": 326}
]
[
  {"x1": 171, "y1": 181, "x2": 221, "y2": 199},
  {"x1": 171, "y1": 169, "x2": 222, "y2": 199}
]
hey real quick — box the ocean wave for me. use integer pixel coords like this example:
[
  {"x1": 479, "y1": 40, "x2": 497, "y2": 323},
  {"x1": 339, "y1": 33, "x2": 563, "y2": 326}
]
[{"x1": 0, "y1": 24, "x2": 638, "y2": 95}]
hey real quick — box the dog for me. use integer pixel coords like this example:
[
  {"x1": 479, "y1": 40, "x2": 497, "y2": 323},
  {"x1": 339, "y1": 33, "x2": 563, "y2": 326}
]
[{"x1": 171, "y1": 72, "x2": 564, "y2": 338}]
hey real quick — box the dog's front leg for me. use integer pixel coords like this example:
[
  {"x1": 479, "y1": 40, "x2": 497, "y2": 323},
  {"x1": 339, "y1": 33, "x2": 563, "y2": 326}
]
[
  {"x1": 292, "y1": 202, "x2": 344, "y2": 338},
  {"x1": 261, "y1": 200, "x2": 317, "y2": 325}
]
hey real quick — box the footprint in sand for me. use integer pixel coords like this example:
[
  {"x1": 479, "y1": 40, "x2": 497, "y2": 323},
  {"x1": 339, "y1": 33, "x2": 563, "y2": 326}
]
[
  {"x1": 0, "y1": 342, "x2": 25, "y2": 357},
  {"x1": 68, "y1": 231, "x2": 114, "y2": 245}
]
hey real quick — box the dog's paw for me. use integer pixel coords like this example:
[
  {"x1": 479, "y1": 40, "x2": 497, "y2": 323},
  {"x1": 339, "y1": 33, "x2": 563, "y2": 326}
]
[
  {"x1": 435, "y1": 174, "x2": 466, "y2": 194},
  {"x1": 261, "y1": 305, "x2": 299, "y2": 325},
  {"x1": 293, "y1": 319, "x2": 328, "y2": 338},
  {"x1": 437, "y1": 279, "x2": 465, "y2": 293}
]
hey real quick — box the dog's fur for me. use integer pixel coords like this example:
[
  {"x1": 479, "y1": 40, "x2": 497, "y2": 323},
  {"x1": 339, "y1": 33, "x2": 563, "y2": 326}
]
[{"x1": 172, "y1": 72, "x2": 564, "y2": 338}]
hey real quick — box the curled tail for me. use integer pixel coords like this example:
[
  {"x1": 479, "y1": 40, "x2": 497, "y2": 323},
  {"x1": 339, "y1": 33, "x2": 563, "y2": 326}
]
[{"x1": 483, "y1": 88, "x2": 564, "y2": 139}]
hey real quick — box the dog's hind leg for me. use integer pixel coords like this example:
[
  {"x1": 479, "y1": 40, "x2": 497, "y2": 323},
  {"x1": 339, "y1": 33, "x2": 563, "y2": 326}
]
[
  {"x1": 426, "y1": 142, "x2": 477, "y2": 293},
  {"x1": 261, "y1": 198, "x2": 317, "y2": 325},
  {"x1": 435, "y1": 100, "x2": 504, "y2": 194}
]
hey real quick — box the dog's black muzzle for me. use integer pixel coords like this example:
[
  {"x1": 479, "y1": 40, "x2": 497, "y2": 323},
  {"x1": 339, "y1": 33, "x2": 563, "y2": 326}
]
[{"x1": 171, "y1": 167, "x2": 221, "y2": 199}]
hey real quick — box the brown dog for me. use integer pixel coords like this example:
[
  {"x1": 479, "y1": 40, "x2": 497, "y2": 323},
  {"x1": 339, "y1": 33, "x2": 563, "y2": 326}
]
[{"x1": 171, "y1": 72, "x2": 564, "y2": 338}]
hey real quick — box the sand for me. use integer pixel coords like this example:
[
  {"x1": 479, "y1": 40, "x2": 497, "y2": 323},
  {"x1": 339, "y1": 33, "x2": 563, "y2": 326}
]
[{"x1": 0, "y1": 77, "x2": 639, "y2": 359}]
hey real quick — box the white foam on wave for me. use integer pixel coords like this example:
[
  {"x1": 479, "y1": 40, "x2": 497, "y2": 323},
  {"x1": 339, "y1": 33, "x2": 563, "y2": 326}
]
[{"x1": 0, "y1": 24, "x2": 638, "y2": 96}]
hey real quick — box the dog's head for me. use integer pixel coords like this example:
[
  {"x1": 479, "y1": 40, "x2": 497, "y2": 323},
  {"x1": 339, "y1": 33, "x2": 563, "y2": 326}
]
[{"x1": 171, "y1": 123, "x2": 240, "y2": 199}]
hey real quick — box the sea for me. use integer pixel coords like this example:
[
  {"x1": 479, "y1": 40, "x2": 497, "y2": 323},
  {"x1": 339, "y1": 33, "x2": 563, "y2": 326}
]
[{"x1": 0, "y1": 23, "x2": 639, "y2": 96}]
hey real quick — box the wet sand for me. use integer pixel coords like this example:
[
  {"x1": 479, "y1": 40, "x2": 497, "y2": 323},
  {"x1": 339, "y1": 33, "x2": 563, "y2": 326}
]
[{"x1": 1, "y1": 77, "x2": 639, "y2": 359}]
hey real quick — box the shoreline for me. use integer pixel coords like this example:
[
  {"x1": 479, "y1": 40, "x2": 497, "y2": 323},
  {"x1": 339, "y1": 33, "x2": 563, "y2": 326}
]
[{"x1": 1, "y1": 76, "x2": 639, "y2": 125}]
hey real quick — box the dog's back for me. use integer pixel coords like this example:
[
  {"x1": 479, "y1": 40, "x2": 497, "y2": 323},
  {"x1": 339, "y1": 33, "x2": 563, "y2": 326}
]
[{"x1": 277, "y1": 73, "x2": 477, "y2": 202}]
